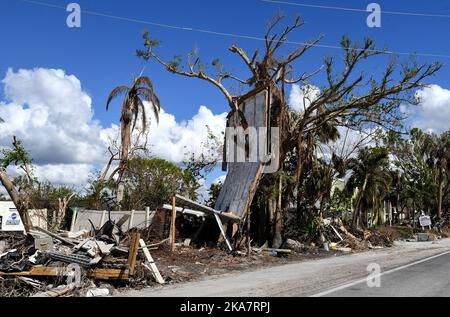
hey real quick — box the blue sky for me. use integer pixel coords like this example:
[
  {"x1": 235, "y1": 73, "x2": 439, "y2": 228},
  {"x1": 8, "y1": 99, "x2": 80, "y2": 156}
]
[
  {"x1": 0, "y1": 0, "x2": 449, "y2": 192},
  {"x1": 1, "y1": 0, "x2": 450, "y2": 123}
]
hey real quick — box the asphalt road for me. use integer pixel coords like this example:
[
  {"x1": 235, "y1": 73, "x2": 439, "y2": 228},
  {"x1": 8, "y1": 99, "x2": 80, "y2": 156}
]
[
  {"x1": 121, "y1": 238, "x2": 450, "y2": 297},
  {"x1": 321, "y1": 251, "x2": 450, "y2": 297}
]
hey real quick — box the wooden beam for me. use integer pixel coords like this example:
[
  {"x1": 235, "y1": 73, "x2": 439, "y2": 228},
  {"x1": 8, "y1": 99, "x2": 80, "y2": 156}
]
[
  {"x1": 140, "y1": 239, "x2": 165, "y2": 284},
  {"x1": 175, "y1": 195, "x2": 240, "y2": 222},
  {"x1": 90, "y1": 268, "x2": 129, "y2": 280},
  {"x1": 0, "y1": 266, "x2": 62, "y2": 277},
  {"x1": 127, "y1": 232, "x2": 140, "y2": 276},
  {"x1": 214, "y1": 214, "x2": 233, "y2": 252},
  {"x1": 0, "y1": 266, "x2": 130, "y2": 280},
  {"x1": 32, "y1": 227, "x2": 77, "y2": 247}
]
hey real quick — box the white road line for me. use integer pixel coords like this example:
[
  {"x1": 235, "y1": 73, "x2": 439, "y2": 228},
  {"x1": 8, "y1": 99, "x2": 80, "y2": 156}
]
[{"x1": 311, "y1": 250, "x2": 450, "y2": 297}]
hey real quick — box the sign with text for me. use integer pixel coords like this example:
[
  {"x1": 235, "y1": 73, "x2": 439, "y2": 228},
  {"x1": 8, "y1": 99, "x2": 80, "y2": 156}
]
[
  {"x1": 0, "y1": 209, "x2": 25, "y2": 232},
  {"x1": 419, "y1": 215, "x2": 432, "y2": 227}
]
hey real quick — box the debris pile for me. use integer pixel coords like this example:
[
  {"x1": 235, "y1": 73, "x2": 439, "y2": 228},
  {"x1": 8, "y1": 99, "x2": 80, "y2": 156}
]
[
  {"x1": 0, "y1": 216, "x2": 165, "y2": 297},
  {"x1": 287, "y1": 218, "x2": 397, "y2": 253}
]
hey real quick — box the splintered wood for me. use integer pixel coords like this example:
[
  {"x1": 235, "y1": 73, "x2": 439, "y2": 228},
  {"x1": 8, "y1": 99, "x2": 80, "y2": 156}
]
[
  {"x1": 127, "y1": 232, "x2": 140, "y2": 276},
  {"x1": 139, "y1": 239, "x2": 165, "y2": 284}
]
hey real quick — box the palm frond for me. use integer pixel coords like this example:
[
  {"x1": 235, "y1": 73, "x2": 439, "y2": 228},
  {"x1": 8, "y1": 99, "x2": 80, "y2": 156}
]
[
  {"x1": 138, "y1": 87, "x2": 160, "y2": 123},
  {"x1": 134, "y1": 99, "x2": 148, "y2": 131},
  {"x1": 134, "y1": 76, "x2": 155, "y2": 90},
  {"x1": 106, "y1": 86, "x2": 129, "y2": 111}
]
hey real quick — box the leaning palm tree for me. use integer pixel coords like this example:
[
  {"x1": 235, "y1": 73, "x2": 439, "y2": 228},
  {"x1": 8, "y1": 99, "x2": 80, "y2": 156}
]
[{"x1": 106, "y1": 76, "x2": 161, "y2": 201}]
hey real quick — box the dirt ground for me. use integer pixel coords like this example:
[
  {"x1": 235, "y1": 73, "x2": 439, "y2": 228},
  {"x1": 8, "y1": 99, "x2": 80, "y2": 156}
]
[{"x1": 158, "y1": 245, "x2": 340, "y2": 282}]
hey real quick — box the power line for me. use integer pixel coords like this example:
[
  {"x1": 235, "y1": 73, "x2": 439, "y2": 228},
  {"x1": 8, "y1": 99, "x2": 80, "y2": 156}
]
[
  {"x1": 16, "y1": 0, "x2": 450, "y2": 59},
  {"x1": 261, "y1": 0, "x2": 450, "y2": 18}
]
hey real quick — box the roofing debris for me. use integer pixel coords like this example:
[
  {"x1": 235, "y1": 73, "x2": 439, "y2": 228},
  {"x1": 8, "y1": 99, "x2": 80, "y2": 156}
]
[{"x1": 0, "y1": 212, "x2": 166, "y2": 297}]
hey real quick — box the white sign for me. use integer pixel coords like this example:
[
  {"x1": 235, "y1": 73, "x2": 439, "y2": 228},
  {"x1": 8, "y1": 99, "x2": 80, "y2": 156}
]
[
  {"x1": 419, "y1": 216, "x2": 432, "y2": 227},
  {"x1": 0, "y1": 209, "x2": 25, "y2": 232}
]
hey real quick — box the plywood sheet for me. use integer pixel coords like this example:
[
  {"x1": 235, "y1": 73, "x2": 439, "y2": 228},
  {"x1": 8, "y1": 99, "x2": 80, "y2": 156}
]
[{"x1": 214, "y1": 88, "x2": 270, "y2": 219}]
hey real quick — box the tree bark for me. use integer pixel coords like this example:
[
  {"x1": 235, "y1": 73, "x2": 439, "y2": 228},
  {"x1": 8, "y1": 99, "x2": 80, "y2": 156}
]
[
  {"x1": 117, "y1": 109, "x2": 133, "y2": 203},
  {"x1": 352, "y1": 175, "x2": 369, "y2": 229},
  {"x1": 0, "y1": 171, "x2": 31, "y2": 232},
  {"x1": 437, "y1": 168, "x2": 444, "y2": 220},
  {"x1": 56, "y1": 193, "x2": 76, "y2": 229},
  {"x1": 272, "y1": 176, "x2": 283, "y2": 248}
]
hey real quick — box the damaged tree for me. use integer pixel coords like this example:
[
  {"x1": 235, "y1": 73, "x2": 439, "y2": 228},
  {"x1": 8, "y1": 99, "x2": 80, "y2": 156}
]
[
  {"x1": 0, "y1": 136, "x2": 34, "y2": 231},
  {"x1": 105, "y1": 76, "x2": 161, "y2": 203},
  {"x1": 137, "y1": 14, "x2": 441, "y2": 245}
]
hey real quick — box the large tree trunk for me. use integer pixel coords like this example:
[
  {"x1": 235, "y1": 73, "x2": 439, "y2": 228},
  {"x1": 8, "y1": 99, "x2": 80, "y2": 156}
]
[
  {"x1": 0, "y1": 171, "x2": 31, "y2": 232},
  {"x1": 437, "y1": 168, "x2": 444, "y2": 220},
  {"x1": 272, "y1": 176, "x2": 283, "y2": 248},
  {"x1": 117, "y1": 110, "x2": 132, "y2": 203},
  {"x1": 55, "y1": 193, "x2": 76, "y2": 229},
  {"x1": 352, "y1": 176, "x2": 369, "y2": 229},
  {"x1": 267, "y1": 197, "x2": 276, "y2": 247},
  {"x1": 119, "y1": 120, "x2": 131, "y2": 177}
]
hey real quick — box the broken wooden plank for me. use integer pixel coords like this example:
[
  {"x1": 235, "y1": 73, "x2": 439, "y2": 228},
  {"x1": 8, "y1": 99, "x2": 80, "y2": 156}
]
[
  {"x1": 127, "y1": 232, "x2": 140, "y2": 276},
  {"x1": 0, "y1": 266, "x2": 130, "y2": 280},
  {"x1": 90, "y1": 268, "x2": 129, "y2": 280},
  {"x1": 0, "y1": 266, "x2": 65, "y2": 277},
  {"x1": 32, "y1": 227, "x2": 77, "y2": 247},
  {"x1": 330, "y1": 224, "x2": 344, "y2": 242},
  {"x1": 214, "y1": 213, "x2": 233, "y2": 252},
  {"x1": 140, "y1": 239, "x2": 165, "y2": 284},
  {"x1": 162, "y1": 204, "x2": 206, "y2": 218},
  {"x1": 175, "y1": 195, "x2": 240, "y2": 222}
]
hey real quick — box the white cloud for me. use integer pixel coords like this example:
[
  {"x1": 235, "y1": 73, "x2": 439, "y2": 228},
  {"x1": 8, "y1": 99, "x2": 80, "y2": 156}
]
[
  {"x1": 321, "y1": 127, "x2": 379, "y2": 162},
  {"x1": 290, "y1": 83, "x2": 450, "y2": 134},
  {"x1": 403, "y1": 84, "x2": 450, "y2": 134},
  {"x1": 288, "y1": 84, "x2": 320, "y2": 112},
  {"x1": 34, "y1": 164, "x2": 93, "y2": 187},
  {"x1": 146, "y1": 105, "x2": 227, "y2": 164},
  {"x1": 0, "y1": 68, "x2": 227, "y2": 189},
  {"x1": 0, "y1": 68, "x2": 107, "y2": 165}
]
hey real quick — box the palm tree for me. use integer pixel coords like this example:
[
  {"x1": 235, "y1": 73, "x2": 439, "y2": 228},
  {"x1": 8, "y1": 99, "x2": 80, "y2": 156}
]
[
  {"x1": 106, "y1": 76, "x2": 161, "y2": 200},
  {"x1": 387, "y1": 170, "x2": 406, "y2": 224},
  {"x1": 429, "y1": 131, "x2": 450, "y2": 219},
  {"x1": 346, "y1": 147, "x2": 390, "y2": 229}
]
